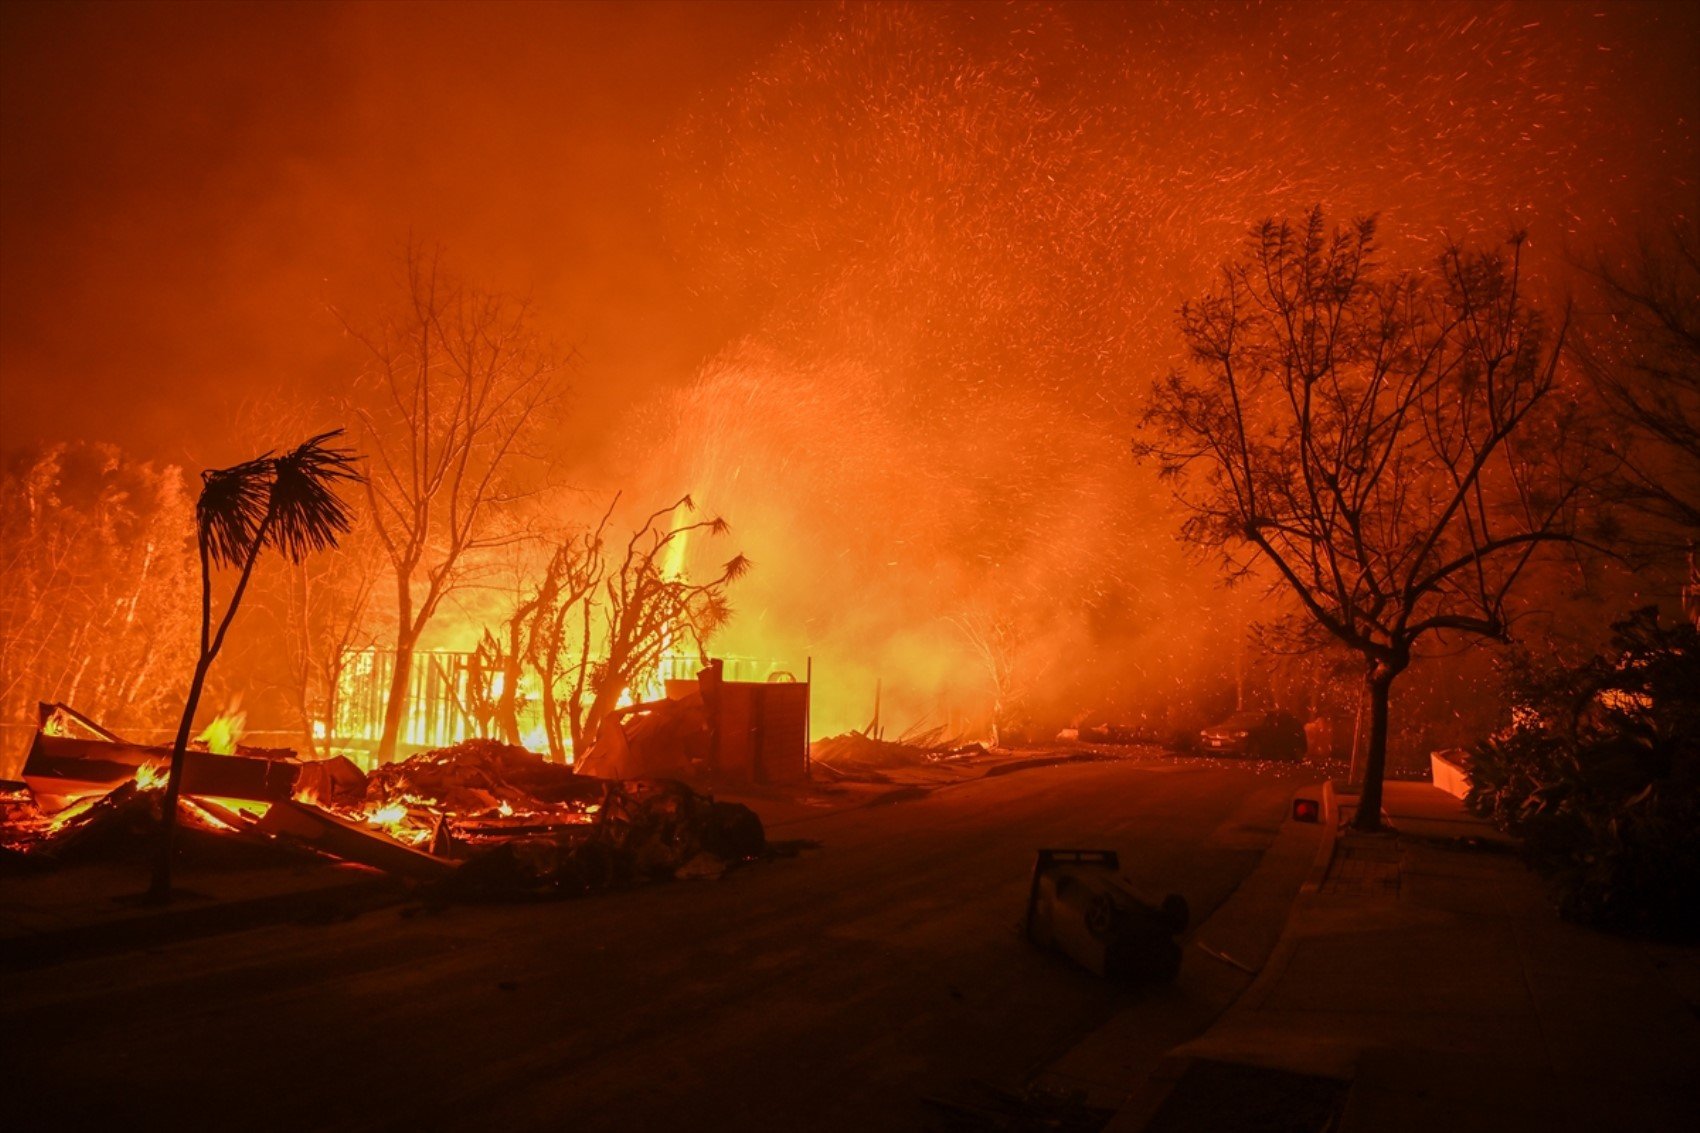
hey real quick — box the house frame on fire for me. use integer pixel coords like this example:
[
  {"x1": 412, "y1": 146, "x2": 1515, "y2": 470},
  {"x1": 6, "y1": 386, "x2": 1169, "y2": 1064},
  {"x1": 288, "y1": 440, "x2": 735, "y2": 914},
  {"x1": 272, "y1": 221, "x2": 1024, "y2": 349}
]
[{"x1": 329, "y1": 647, "x2": 810, "y2": 782}]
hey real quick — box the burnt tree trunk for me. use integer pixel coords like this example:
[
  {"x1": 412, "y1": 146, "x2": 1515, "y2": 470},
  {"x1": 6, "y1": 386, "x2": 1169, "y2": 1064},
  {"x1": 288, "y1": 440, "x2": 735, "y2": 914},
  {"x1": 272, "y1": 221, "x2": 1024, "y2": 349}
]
[
  {"x1": 151, "y1": 509, "x2": 275, "y2": 901},
  {"x1": 377, "y1": 628, "x2": 418, "y2": 763},
  {"x1": 539, "y1": 666, "x2": 564, "y2": 762},
  {"x1": 1353, "y1": 668, "x2": 1397, "y2": 832},
  {"x1": 493, "y1": 653, "x2": 523, "y2": 747},
  {"x1": 148, "y1": 652, "x2": 214, "y2": 898}
]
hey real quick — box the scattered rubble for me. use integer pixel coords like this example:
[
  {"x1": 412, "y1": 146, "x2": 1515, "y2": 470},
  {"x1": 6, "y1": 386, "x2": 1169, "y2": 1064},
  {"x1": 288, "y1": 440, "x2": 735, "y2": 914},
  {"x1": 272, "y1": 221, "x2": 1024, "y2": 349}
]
[
  {"x1": 809, "y1": 730, "x2": 990, "y2": 781},
  {"x1": 436, "y1": 778, "x2": 767, "y2": 900},
  {"x1": 578, "y1": 693, "x2": 713, "y2": 781},
  {"x1": 367, "y1": 737, "x2": 606, "y2": 813},
  {"x1": 2, "y1": 708, "x2": 768, "y2": 903}
]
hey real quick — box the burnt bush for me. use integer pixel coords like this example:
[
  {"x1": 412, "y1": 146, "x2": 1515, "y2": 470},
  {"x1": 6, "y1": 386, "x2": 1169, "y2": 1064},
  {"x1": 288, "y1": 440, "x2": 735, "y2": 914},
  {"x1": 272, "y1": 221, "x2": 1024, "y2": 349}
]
[{"x1": 1466, "y1": 608, "x2": 1700, "y2": 939}]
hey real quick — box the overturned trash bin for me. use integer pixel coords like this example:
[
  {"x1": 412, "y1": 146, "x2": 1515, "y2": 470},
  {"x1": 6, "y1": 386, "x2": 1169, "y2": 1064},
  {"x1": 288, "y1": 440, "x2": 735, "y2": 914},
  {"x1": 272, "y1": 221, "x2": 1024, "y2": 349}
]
[{"x1": 1024, "y1": 849, "x2": 1188, "y2": 983}]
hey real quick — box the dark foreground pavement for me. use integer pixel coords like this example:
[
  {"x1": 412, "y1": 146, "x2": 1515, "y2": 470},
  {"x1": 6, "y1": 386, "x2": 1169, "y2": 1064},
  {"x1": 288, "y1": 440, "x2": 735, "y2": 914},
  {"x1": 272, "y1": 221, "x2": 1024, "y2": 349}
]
[
  {"x1": 1112, "y1": 781, "x2": 1700, "y2": 1133},
  {"x1": 0, "y1": 756, "x2": 1313, "y2": 1132}
]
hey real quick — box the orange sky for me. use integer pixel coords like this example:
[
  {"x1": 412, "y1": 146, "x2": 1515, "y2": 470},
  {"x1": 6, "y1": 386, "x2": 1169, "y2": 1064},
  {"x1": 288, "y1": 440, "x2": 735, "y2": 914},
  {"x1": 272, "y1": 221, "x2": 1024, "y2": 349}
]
[
  {"x1": 4, "y1": 1, "x2": 1696, "y2": 475},
  {"x1": 0, "y1": 0, "x2": 806, "y2": 467}
]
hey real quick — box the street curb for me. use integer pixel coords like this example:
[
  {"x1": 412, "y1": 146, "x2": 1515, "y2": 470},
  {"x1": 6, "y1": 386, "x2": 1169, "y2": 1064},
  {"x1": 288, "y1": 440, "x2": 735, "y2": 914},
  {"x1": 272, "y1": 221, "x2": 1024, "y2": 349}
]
[
  {"x1": 1104, "y1": 780, "x2": 1343, "y2": 1132},
  {"x1": 1300, "y1": 778, "x2": 1341, "y2": 894},
  {"x1": 0, "y1": 873, "x2": 404, "y2": 970},
  {"x1": 1216, "y1": 778, "x2": 1342, "y2": 1019}
]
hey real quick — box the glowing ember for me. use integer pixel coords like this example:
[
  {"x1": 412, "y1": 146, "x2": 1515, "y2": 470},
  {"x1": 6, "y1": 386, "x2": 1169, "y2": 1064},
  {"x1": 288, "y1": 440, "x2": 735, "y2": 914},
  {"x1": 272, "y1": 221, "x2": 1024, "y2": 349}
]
[
  {"x1": 43, "y1": 794, "x2": 100, "y2": 834},
  {"x1": 356, "y1": 796, "x2": 438, "y2": 846},
  {"x1": 366, "y1": 803, "x2": 408, "y2": 826}
]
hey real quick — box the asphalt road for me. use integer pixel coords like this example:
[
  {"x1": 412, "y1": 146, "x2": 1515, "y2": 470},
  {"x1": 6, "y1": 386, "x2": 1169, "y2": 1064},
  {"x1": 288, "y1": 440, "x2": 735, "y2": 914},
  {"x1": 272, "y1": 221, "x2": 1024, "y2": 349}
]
[{"x1": 3, "y1": 756, "x2": 1310, "y2": 1132}]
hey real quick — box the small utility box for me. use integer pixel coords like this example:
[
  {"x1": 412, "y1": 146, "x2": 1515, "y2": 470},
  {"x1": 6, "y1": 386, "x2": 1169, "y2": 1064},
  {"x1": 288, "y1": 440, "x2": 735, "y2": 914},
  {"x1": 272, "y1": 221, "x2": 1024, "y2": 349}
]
[{"x1": 1024, "y1": 849, "x2": 1189, "y2": 983}]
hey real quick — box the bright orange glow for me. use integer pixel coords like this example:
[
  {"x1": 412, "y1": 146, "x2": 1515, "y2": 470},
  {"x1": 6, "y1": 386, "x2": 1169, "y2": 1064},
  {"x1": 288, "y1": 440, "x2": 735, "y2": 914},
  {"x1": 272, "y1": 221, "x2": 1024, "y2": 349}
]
[
  {"x1": 1, "y1": 1, "x2": 1694, "y2": 787},
  {"x1": 330, "y1": 646, "x2": 783, "y2": 765},
  {"x1": 197, "y1": 711, "x2": 246, "y2": 755}
]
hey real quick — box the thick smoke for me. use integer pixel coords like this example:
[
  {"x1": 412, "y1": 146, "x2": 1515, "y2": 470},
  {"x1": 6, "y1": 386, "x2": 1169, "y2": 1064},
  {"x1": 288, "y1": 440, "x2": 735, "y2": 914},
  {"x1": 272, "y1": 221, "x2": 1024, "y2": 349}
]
[{"x1": 633, "y1": 1, "x2": 1699, "y2": 738}]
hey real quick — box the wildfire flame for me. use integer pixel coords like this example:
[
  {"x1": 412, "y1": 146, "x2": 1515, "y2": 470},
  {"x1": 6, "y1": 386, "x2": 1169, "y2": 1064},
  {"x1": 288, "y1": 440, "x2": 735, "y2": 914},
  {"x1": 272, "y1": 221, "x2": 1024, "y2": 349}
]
[{"x1": 197, "y1": 710, "x2": 246, "y2": 755}]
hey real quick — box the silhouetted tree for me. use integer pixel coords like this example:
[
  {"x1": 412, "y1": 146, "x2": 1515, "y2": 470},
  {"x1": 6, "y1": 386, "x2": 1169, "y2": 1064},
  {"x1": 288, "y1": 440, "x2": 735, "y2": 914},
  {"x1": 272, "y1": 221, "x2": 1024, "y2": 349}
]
[
  {"x1": 1135, "y1": 210, "x2": 1591, "y2": 830},
  {"x1": 950, "y1": 605, "x2": 1022, "y2": 746},
  {"x1": 523, "y1": 496, "x2": 748, "y2": 759},
  {"x1": 576, "y1": 498, "x2": 748, "y2": 753},
  {"x1": 506, "y1": 504, "x2": 614, "y2": 759},
  {"x1": 1574, "y1": 224, "x2": 1700, "y2": 609},
  {"x1": 342, "y1": 248, "x2": 566, "y2": 762},
  {"x1": 150, "y1": 432, "x2": 360, "y2": 900}
]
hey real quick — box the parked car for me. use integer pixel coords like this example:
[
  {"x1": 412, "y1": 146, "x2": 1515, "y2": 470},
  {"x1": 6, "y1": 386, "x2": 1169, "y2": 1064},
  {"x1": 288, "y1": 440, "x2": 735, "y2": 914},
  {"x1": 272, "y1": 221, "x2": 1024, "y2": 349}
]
[{"x1": 1198, "y1": 710, "x2": 1307, "y2": 760}]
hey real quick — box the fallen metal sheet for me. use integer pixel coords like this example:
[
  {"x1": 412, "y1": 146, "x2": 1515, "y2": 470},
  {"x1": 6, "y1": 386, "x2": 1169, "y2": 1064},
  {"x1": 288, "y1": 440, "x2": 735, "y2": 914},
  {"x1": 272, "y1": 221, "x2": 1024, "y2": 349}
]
[{"x1": 13, "y1": 783, "x2": 297, "y2": 869}]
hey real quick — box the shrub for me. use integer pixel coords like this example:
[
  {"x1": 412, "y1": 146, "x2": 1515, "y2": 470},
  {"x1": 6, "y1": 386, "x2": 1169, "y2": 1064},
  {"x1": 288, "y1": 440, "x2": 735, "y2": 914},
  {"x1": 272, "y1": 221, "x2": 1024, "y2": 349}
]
[{"x1": 1466, "y1": 608, "x2": 1700, "y2": 939}]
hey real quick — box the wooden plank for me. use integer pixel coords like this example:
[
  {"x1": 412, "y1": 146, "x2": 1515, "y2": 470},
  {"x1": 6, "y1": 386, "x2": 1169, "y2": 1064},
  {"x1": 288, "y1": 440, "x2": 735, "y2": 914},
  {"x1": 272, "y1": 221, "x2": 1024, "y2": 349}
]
[
  {"x1": 37, "y1": 701, "x2": 126, "y2": 742},
  {"x1": 22, "y1": 733, "x2": 301, "y2": 810},
  {"x1": 253, "y1": 799, "x2": 457, "y2": 879}
]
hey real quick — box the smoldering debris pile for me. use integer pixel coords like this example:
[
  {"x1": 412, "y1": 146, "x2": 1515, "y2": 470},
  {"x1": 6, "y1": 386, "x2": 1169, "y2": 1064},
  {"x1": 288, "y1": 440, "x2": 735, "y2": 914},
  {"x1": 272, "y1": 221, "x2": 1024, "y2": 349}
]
[
  {"x1": 1, "y1": 778, "x2": 259, "y2": 865},
  {"x1": 365, "y1": 738, "x2": 607, "y2": 814},
  {"x1": 3, "y1": 718, "x2": 768, "y2": 900},
  {"x1": 810, "y1": 729, "x2": 990, "y2": 782}
]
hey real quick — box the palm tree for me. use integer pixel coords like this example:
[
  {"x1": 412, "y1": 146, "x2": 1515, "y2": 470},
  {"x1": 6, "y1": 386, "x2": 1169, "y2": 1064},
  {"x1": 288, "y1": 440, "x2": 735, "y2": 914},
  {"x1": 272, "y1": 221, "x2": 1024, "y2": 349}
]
[{"x1": 148, "y1": 431, "x2": 361, "y2": 901}]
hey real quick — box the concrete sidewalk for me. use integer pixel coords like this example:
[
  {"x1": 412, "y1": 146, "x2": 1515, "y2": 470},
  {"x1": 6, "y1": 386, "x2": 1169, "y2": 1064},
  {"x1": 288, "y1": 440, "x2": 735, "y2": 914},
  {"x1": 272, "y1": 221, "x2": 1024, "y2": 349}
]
[
  {"x1": 1116, "y1": 781, "x2": 1700, "y2": 1131},
  {"x1": 0, "y1": 857, "x2": 400, "y2": 968}
]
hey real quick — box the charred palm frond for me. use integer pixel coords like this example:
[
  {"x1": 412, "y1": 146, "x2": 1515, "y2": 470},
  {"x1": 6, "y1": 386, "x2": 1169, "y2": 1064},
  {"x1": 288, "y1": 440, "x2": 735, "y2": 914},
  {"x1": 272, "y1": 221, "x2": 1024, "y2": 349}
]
[
  {"x1": 198, "y1": 455, "x2": 273, "y2": 567},
  {"x1": 268, "y1": 430, "x2": 362, "y2": 562},
  {"x1": 692, "y1": 592, "x2": 734, "y2": 636}
]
